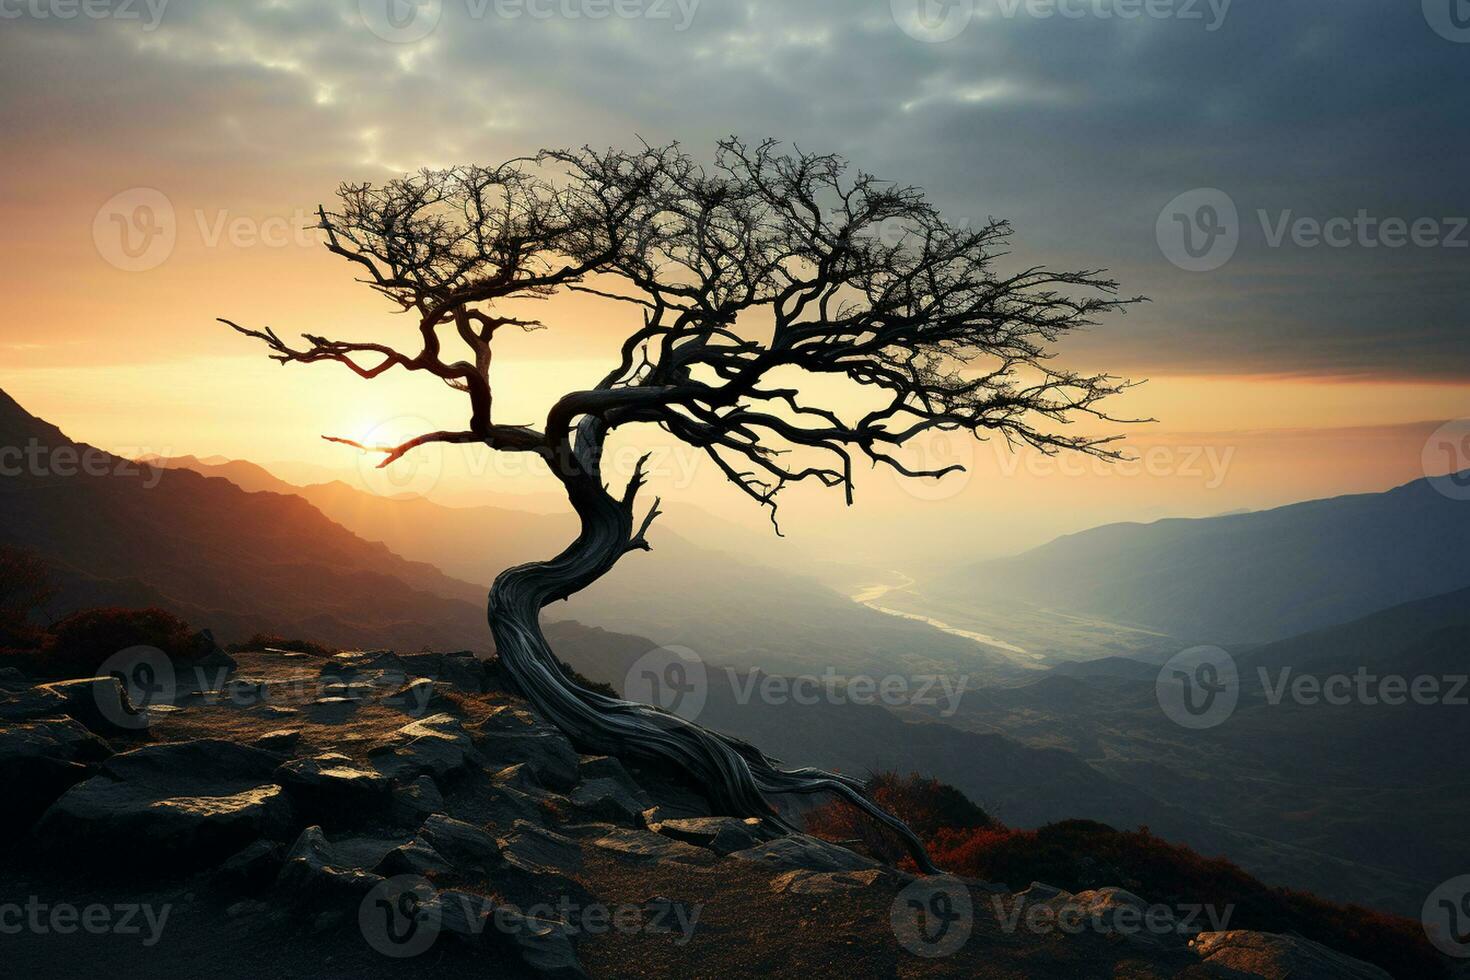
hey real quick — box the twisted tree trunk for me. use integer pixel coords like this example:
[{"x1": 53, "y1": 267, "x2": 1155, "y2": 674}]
[{"x1": 486, "y1": 420, "x2": 939, "y2": 873}]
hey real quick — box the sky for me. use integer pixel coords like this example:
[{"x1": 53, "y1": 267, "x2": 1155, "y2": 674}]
[{"x1": 1, "y1": 0, "x2": 1467, "y2": 564}]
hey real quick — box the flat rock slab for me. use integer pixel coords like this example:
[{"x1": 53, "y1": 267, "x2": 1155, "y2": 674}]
[
  {"x1": 36, "y1": 738, "x2": 295, "y2": 867},
  {"x1": 770, "y1": 869, "x2": 887, "y2": 894},
  {"x1": 278, "y1": 752, "x2": 391, "y2": 813},
  {"x1": 0, "y1": 717, "x2": 112, "y2": 831},
  {"x1": 648, "y1": 816, "x2": 765, "y2": 856},
  {"x1": 371, "y1": 713, "x2": 479, "y2": 782},
  {"x1": 727, "y1": 834, "x2": 879, "y2": 873},
  {"x1": 1190, "y1": 930, "x2": 1392, "y2": 979},
  {"x1": 498, "y1": 820, "x2": 584, "y2": 876},
  {"x1": 473, "y1": 730, "x2": 579, "y2": 791},
  {"x1": 589, "y1": 828, "x2": 716, "y2": 867},
  {"x1": 276, "y1": 826, "x2": 385, "y2": 901},
  {"x1": 36, "y1": 677, "x2": 149, "y2": 733}
]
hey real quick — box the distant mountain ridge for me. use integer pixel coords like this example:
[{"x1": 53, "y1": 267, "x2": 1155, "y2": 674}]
[
  {"x1": 0, "y1": 389, "x2": 492, "y2": 652},
  {"x1": 148, "y1": 451, "x2": 1033, "y2": 684},
  {"x1": 943, "y1": 474, "x2": 1470, "y2": 644}
]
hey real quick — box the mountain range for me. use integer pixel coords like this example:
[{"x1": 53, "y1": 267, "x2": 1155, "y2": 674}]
[{"x1": 939, "y1": 475, "x2": 1470, "y2": 644}]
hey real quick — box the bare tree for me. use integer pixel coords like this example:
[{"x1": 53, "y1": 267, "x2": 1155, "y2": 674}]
[{"x1": 222, "y1": 139, "x2": 1139, "y2": 872}]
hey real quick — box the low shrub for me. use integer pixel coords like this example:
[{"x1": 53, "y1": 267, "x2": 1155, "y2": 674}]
[
  {"x1": 806, "y1": 771, "x2": 1445, "y2": 979},
  {"x1": 40, "y1": 607, "x2": 198, "y2": 679}
]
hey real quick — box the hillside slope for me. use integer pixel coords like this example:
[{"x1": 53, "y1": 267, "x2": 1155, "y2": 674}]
[
  {"x1": 0, "y1": 389, "x2": 490, "y2": 652},
  {"x1": 942, "y1": 475, "x2": 1470, "y2": 643}
]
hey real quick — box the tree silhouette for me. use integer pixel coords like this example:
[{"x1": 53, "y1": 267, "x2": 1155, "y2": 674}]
[{"x1": 222, "y1": 139, "x2": 1138, "y2": 871}]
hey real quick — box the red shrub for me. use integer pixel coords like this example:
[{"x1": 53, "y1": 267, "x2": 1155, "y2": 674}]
[
  {"x1": 41, "y1": 607, "x2": 198, "y2": 679},
  {"x1": 806, "y1": 771, "x2": 1446, "y2": 979}
]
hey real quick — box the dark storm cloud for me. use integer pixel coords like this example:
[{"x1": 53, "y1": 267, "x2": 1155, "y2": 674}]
[{"x1": 2, "y1": 0, "x2": 1465, "y2": 378}]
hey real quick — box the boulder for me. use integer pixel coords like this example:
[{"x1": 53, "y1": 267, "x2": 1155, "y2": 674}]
[
  {"x1": 375, "y1": 839, "x2": 453, "y2": 878},
  {"x1": 1190, "y1": 931, "x2": 1392, "y2": 979},
  {"x1": 387, "y1": 677, "x2": 450, "y2": 716},
  {"x1": 0, "y1": 716, "x2": 112, "y2": 831},
  {"x1": 187, "y1": 629, "x2": 238, "y2": 674},
  {"x1": 215, "y1": 839, "x2": 285, "y2": 892},
  {"x1": 277, "y1": 752, "x2": 391, "y2": 821},
  {"x1": 770, "y1": 869, "x2": 886, "y2": 895},
  {"x1": 416, "y1": 814, "x2": 504, "y2": 876},
  {"x1": 648, "y1": 816, "x2": 765, "y2": 856},
  {"x1": 727, "y1": 834, "x2": 878, "y2": 873},
  {"x1": 569, "y1": 777, "x2": 649, "y2": 826},
  {"x1": 590, "y1": 827, "x2": 716, "y2": 866},
  {"x1": 275, "y1": 826, "x2": 384, "y2": 901},
  {"x1": 370, "y1": 713, "x2": 480, "y2": 782},
  {"x1": 36, "y1": 677, "x2": 149, "y2": 733},
  {"x1": 498, "y1": 820, "x2": 584, "y2": 876},
  {"x1": 251, "y1": 728, "x2": 302, "y2": 752},
  {"x1": 390, "y1": 775, "x2": 446, "y2": 826},
  {"x1": 489, "y1": 907, "x2": 589, "y2": 980},
  {"x1": 36, "y1": 739, "x2": 295, "y2": 868},
  {"x1": 398, "y1": 652, "x2": 489, "y2": 693},
  {"x1": 473, "y1": 729, "x2": 579, "y2": 791}
]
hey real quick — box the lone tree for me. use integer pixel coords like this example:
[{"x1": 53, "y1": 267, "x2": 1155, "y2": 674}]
[{"x1": 223, "y1": 139, "x2": 1137, "y2": 872}]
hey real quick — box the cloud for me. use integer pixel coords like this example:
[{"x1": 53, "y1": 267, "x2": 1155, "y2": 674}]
[{"x1": 0, "y1": 0, "x2": 1465, "y2": 378}]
